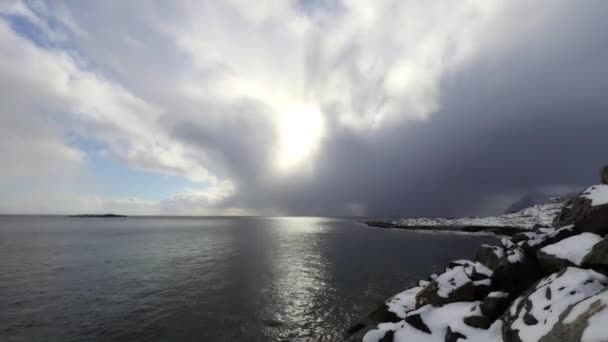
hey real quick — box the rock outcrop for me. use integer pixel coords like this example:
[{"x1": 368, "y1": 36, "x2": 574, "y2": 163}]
[
  {"x1": 501, "y1": 267, "x2": 607, "y2": 342},
  {"x1": 582, "y1": 236, "x2": 608, "y2": 275},
  {"x1": 553, "y1": 185, "x2": 608, "y2": 235},
  {"x1": 601, "y1": 165, "x2": 608, "y2": 185},
  {"x1": 539, "y1": 288, "x2": 608, "y2": 341},
  {"x1": 346, "y1": 177, "x2": 608, "y2": 342}
]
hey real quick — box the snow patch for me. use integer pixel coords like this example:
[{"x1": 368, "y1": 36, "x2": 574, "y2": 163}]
[{"x1": 581, "y1": 184, "x2": 608, "y2": 207}]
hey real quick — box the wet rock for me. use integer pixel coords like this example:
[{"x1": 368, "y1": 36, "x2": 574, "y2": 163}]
[{"x1": 343, "y1": 303, "x2": 400, "y2": 341}]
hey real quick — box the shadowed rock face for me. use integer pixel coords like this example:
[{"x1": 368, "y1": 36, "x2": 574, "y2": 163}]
[
  {"x1": 583, "y1": 236, "x2": 608, "y2": 275},
  {"x1": 601, "y1": 165, "x2": 608, "y2": 185}
]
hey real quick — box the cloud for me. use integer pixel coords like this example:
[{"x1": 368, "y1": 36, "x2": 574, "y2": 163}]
[{"x1": 1, "y1": 1, "x2": 607, "y2": 216}]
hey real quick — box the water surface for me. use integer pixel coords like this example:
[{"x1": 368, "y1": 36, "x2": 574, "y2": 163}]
[{"x1": 0, "y1": 216, "x2": 493, "y2": 341}]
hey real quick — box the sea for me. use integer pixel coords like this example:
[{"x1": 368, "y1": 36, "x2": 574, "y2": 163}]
[{"x1": 0, "y1": 216, "x2": 494, "y2": 341}]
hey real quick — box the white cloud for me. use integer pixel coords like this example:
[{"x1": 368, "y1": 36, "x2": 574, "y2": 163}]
[{"x1": 1, "y1": 0, "x2": 591, "y2": 215}]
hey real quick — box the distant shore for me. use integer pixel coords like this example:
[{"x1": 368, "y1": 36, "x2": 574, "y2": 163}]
[
  {"x1": 69, "y1": 214, "x2": 128, "y2": 218},
  {"x1": 365, "y1": 221, "x2": 529, "y2": 236}
]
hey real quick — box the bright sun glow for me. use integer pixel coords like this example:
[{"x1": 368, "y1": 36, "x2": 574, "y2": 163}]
[{"x1": 277, "y1": 104, "x2": 325, "y2": 172}]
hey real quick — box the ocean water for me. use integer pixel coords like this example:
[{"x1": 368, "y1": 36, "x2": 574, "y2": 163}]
[{"x1": 0, "y1": 216, "x2": 493, "y2": 341}]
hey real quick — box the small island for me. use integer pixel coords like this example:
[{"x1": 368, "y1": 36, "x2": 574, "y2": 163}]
[{"x1": 69, "y1": 214, "x2": 128, "y2": 218}]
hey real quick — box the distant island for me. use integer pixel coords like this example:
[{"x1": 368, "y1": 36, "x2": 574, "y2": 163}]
[{"x1": 69, "y1": 214, "x2": 127, "y2": 218}]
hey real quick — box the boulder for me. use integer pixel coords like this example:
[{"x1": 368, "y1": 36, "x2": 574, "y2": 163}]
[
  {"x1": 476, "y1": 244, "x2": 504, "y2": 270},
  {"x1": 491, "y1": 241, "x2": 541, "y2": 296},
  {"x1": 481, "y1": 291, "x2": 511, "y2": 321},
  {"x1": 538, "y1": 288, "x2": 608, "y2": 342},
  {"x1": 463, "y1": 315, "x2": 492, "y2": 329},
  {"x1": 385, "y1": 285, "x2": 424, "y2": 318},
  {"x1": 536, "y1": 233, "x2": 602, "y2": 275},
  {"x1": 415, "y1": 261, "x2": 492, "y2": 308},
  {"x1": 582, "y1": 236, "x2": 608, "y2": 275},
  {"x1": 345, "y1": 285, "x2": 425, "y2": 340},
  {"x1": 602, "y1": 164, "x2": 608, "y2": 185},
  {"x1": 517, "y1": 226, "x2": 578, "y2": 255},
  {"x1": 501, "y1": 267, "x2": 608, "y2": 342},
  {"x1": 536, "y1": 251, "x2": 575, "y2": 275},
  {"x1": 343, "y1": 303, "x2": 401, "y2": 341},
  {"x1": 552, "y1": 185, "x2": 608, "y2": 235}
]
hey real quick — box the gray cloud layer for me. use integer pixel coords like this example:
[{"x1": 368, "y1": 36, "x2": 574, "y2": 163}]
[{"x1": 1, "y1": 1, "x2": 607, "y2": 216}]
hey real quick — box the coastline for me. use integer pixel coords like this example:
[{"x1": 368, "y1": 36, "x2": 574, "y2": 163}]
[{"x1": 346, "y1": 183, "x2": 608, "y2": 342}]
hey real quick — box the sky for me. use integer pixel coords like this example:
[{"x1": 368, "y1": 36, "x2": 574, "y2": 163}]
[{"x1": 1, "y1": 0, "x2": 607, "y2": 217}]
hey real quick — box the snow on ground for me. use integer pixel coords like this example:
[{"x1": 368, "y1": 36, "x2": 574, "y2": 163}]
[
  {"x1": 581, "y1": 184, "x2": 608, "y2": 207},
  {"x1": 394, "y1": 200, "x2": 563, "y2": 230},
  {"x1": 540, "y1": 233, "x2": 603, "y2": 265}
]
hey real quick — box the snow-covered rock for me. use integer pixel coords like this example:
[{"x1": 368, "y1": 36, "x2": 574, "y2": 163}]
[
  {"x1": 541, "y1": 288, "x2": 608, "y2": 342},
  {"x1": 581, "y1": 185, "x2": 608, "y2": 207},
  {"x1": 363, "y1": 302, "x2": 504, "y2": 342},
  {"x1": 537, "y1": 233, "x2": 603, "y2": 274},
  {"x1": 386, "y1": 286, "x2": 425, "y2": 319},
  {"x1": 476, "y1": 244, "x2": 505, "y2": 270},
  {"x1": 515, "y1": 225, "x2": 578, "y2": 253},
  {"x1": 502, "y1": 267, "x2": 608, "y2": 342},
  {"x1": 553, "y1": 185, "x2": 608, "y2": 235},
  {"x1": 491, "y1": 241, "x2": 541, "y2": 295},
  {"x1": 415, "y1": 260, "x2": 492, "y2": 308}
]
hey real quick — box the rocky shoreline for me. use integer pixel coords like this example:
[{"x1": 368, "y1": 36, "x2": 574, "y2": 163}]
[
  {"x1": 345, "y1": 171, "x2": 608, "y2": 342},
  {"x1": 365, "y1": 221, "x2": 527, "y2": 237}
]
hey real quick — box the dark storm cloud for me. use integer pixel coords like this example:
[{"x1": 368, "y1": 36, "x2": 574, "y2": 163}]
[{"x1": 180, "y1": 1, "x2": 608, "y2": 217}]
